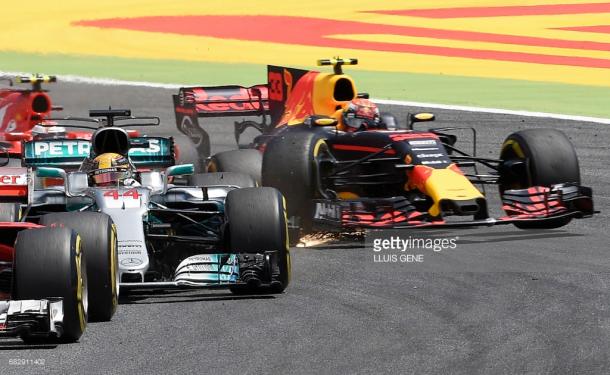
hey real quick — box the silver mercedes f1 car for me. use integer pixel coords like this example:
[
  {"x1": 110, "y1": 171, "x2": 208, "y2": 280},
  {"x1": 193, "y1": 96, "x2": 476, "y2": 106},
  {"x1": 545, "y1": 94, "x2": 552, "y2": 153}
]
[{"x1": 11, "y1": 109, "x2": 291, "y2": 297}]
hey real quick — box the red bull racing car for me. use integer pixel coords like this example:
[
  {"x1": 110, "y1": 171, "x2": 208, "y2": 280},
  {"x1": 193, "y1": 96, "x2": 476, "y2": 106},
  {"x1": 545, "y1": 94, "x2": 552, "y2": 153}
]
[{"x1": 173, "y1": 58, "x2": 595, "y2": 234}]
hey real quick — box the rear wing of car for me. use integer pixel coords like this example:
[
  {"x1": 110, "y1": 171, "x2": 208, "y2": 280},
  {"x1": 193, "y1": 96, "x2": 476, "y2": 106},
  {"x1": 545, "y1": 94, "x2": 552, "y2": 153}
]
[
  {"x1": 21, "y1": 137, "x2": 175, "y2": 168},
  {"x1": 173, "y1": 85, "x2": 269, "y2": 134},
  {"x1": 172, "y1": 67, "x2": 318, "y2": 125},
  {"x1": 172, "y1": 67, "x2": 307, "y2": 153},
  {"x1": 173, "y1": 85, "x2": 270, "y2": 156},
  {"x1": 175, "y1": 85, "x2": 269, "y2": 118}
]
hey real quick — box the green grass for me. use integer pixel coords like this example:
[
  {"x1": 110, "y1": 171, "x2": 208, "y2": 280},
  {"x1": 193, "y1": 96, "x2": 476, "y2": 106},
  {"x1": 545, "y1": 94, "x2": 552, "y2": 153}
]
[
  {"x1": 352, "y1": 71, "x2": 610, "y2": 118},
  {"x1": 2, "y1": 51, "x2": 609, "y2": 118}
]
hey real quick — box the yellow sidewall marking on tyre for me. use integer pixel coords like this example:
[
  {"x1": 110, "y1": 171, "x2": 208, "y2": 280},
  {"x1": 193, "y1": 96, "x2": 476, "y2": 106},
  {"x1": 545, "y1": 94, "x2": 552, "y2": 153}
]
[
  {"x1": 110, "y1": 223, "x2": 118, "y2": 307},
  {"x1": 503, "y1": 140, "x2": 526, "y2": 159},
  {"x1": 282, "y1": 195, "x2": 291, "y2": 284},
  {"x1": 312, "y1": 139, "x2": 326, "y2": 158},
  {"x1": 74, "y1": 234, "x2": 86, "y2": 332},
  {"x1": 207, "y1": 160, "x2": 218, "y2": 173}
]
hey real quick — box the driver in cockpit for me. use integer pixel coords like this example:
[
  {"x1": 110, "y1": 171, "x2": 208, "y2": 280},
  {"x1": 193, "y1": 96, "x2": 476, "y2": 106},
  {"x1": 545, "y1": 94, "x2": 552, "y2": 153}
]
[
  {"x1": 80, "y1": 152, "x2": 140, "y2": 187},
  {"x1": 336, "y1": 98, "x2": 384, "y2": 132}
]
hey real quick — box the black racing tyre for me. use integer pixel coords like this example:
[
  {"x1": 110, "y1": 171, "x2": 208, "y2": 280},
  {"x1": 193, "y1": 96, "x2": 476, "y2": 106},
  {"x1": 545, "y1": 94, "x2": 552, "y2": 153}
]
[
  {"x1": 13, "y1": 227, "x2": 87, "y2": 343},
  {"x1": 500, "y1": 129, "x2": 580, "y2": 229},
  {"x1": 208, "y1": 149, "x2": 262, "y2": 184},
  {"x1": 262, "y1": 132, "x2": 326, "y2": 232},
  {"x1": 0, "y1": 203, "x2": 20, "y2": 222},
  {"x1": 40, "y1": 212, "x2": 118, "y2": 322},
  {"x1": 189, "y1": 172, "x2": 257, "y2": 188},
  {"x1": 225, "y1": 187, "x2": 290, "y2": 294}
]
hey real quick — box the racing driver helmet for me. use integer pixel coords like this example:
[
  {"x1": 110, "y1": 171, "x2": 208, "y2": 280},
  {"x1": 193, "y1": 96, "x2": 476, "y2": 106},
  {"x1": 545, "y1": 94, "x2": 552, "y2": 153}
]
[
  {"x1": 341, "y1": 98, "x2": 381, "y2": 132},
  {"x1": 88, "y1": 152, "x2": 133, "y2": 186}
]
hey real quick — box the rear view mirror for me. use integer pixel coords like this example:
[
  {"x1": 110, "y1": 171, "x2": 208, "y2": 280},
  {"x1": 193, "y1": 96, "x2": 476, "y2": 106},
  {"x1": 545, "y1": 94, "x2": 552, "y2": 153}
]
[
  {"x1": 166, "y1": 164, "x2": 194, "y2": 177},
  {"x1": 164, "y1": 164, "x2": 194, "y2": 194},
  {"x1": 140, "y1": 171, "x2": 164, "y2": 192},
  {"x1": 36, "y1": 167, "x2": 66, "y2": 179},
  {"x1": 408, "y1": 112, "x2": 435, "y2": 129},
  {"x1": 314, "y1": 118, "x2": 338, "y2": 126},
  {"x1": 305, "y1": 115, "x2": 338, "y2": 127},
  {"x1": 67, "y1": 172, "x2": 89, "y2": 195},
  {"x1": 37, "y1": 167, "x2": 82, "y2": 196}
]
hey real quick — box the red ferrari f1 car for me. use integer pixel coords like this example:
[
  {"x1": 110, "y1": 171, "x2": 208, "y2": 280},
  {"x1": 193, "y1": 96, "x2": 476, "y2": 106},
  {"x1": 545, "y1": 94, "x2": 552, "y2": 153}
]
[
  {"x1": 1, "y1": 75, "x2": 68, "y2": 165},
  {"x1": 0, "y1": 165, "x2": 117, "y2": 343},
  {"x1": 173, "y1": 58, "x2": 594, "y2": 234},
  {"x1": 0, "y1": 167, "x2": 88, "y2": 342},
  {"x1": 1, "y1": 74, "x2": 199, "y2": 178}
]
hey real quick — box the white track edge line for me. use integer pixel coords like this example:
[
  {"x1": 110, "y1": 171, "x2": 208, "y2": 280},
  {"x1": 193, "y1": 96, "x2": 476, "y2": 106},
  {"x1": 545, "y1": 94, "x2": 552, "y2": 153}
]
[
  {"x1": 373, "y1": 99, "x2": 610, "y2": 125},
  {"x1": 0, "y1": 71, "x2": 183, "y2": 89},
  {"x1": 2, "y1": 70, "x2": 609, "y2": 124}
]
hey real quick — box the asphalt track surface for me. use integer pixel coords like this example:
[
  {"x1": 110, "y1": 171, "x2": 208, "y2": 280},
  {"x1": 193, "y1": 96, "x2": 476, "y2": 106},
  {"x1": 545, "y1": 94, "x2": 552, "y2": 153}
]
[{"x1": 1, "y1": 82, "x2": 609, "y2": 374}]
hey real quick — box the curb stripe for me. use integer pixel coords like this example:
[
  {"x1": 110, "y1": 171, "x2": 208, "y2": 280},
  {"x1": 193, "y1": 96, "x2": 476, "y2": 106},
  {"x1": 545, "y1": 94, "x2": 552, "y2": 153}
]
[{"x1": 378, "y1": 3, "x2": 610, "y2": 18}]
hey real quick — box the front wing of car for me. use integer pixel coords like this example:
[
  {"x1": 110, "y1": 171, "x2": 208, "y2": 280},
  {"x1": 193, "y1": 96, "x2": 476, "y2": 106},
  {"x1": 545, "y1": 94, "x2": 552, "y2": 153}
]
[
  {"x1": 311, "y1": 183, "x2": 595, "y2": 229},
  {"x1": 0, "y1": 299, "x2": 63, "y2": 339}
]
